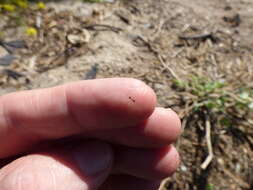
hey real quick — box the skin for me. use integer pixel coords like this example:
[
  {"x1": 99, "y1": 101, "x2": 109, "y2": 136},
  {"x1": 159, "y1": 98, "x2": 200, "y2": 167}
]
[{"x1": 0, "y1": 78, "x2": 181, "y2": 190}]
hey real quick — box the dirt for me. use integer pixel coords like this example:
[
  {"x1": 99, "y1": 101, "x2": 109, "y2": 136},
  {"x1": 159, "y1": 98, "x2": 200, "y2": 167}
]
[{"x1": 0, "y1": 0, "x2": 252, "y2": 189}]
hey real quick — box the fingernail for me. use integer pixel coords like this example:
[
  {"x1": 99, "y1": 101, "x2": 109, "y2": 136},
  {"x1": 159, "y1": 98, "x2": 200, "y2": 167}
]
[{"x1": 72, "y1": 141, "x2": 113, "y2": 176}]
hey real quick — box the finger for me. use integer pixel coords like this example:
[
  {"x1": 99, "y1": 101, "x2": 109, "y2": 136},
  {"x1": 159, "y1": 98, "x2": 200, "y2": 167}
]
[
  {"x1": 0, "y1": 78, "x2": 156, "y2": 158},
  {"x1": 89, "y1": 107, "x2": 181, "y2": 147},
  {"x1": 113, "y1": 145, "x2": 180, "y2": 180},
  {"x1": 0, "y1": 141, "x2": 113, "y2": 190},
  {"x1": 34, "y1": 107, "x2": 181, "y2": 154},
  {"x1": 99, "y1": 175, "x2": 161, "y2": 190}
]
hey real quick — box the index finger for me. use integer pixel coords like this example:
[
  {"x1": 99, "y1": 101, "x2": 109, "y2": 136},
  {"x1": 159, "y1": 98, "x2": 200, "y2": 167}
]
[{"x1": 0, "y1": 78, "x2": 156, "y2": 158}]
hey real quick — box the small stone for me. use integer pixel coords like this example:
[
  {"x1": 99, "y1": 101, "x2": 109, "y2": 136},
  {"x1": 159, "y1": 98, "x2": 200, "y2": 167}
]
[
  {"x1": 67, "y1": 29, "x2": 90, "y2": 45},
  {"x1": 217, "y1": 158, "x2": 224, "y2": 165},
  {"x1": 180, "y1": 165, "x2": 187, "y2": 172},
  {"x1": 0, "y1": 47, "x2": 8, "y2": 56},
  {"x1": 154, "y1": 83, "x2": 164, "y2": 90}
]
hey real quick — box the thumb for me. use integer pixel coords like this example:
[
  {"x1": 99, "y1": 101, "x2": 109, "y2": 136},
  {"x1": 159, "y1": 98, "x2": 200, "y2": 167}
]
[{"x1": 0, "y1": 141, "x2": 113, "y2": 190}]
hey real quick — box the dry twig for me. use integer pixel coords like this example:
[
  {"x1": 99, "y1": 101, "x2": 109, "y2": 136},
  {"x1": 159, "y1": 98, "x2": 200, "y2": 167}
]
[
  {"x1": 201, "y1": 119, "x2": 214, "y2": 169},
  {"x1": 132, "y1": 35, "x2": 181, "y2": 81},
  {"x1": 179, "y1": 33, "x2": 218, "y2": 43},
  {"x1": 83, "y1": 24, "x2": 123, "y2": 33}
]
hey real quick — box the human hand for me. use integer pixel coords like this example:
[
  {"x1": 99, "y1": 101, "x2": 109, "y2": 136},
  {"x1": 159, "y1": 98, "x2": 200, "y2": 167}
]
[{"x1": 0, "y1": 78, "x2": 181, "y2": 190}]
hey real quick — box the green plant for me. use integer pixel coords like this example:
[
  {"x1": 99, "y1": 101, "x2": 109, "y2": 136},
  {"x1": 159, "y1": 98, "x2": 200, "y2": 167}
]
[
  {"x1": 206, "y1": 183, "x2": 214, "y2": 190},
  {"x1": 0, "y1": 0, "x2": 47, "y2": 12},
  {"x1": 172, "y1": 75, "x2": 253, "y2": 126},
  {"x1": 0, "y1": 0, "x2": 28, "y2": 10}
]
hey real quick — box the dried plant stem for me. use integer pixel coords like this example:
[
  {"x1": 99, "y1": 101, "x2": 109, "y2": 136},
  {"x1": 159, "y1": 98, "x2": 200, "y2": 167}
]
[{"x1": 201, "y1": 119, "x2": 214, "y2": 170}]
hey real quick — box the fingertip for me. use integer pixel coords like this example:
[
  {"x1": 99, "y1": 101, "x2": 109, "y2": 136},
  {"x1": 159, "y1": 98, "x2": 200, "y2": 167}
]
[
  {"x1": 140, "y1": 107, "x2": 182, "y2": 146},
  {"x1": 160, "y1": 108, "x2": 182, "y2": 142},
  {"x1": 156, "y1": 145, "x2": 181, "y2": 178},
  {"x1": 113, "y1": 145, "x2": 180, "y2": 180},
  {"x1": 124, "y1": 78, "x2": 157, "y2": 120}
]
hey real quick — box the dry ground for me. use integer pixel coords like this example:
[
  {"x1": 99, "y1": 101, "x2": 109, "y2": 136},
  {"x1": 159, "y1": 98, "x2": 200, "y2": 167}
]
[{"x1": 0, "y1": 0, "x2": 252, "y2": 189}]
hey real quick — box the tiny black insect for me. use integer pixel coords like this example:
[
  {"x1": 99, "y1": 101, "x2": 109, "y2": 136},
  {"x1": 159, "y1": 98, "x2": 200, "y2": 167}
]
[{"x1": 129, "y1": 96, "x2": 136, "y2": 103}]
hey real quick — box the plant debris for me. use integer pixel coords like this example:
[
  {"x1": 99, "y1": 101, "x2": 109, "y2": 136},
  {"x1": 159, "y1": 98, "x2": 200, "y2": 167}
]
[
  {"x1": 84, "y1": 64, "x2": 98, "y2": 80},
  {"x1": 0, "y1": 54, "x2": 16, "y2": 66},
  {"x1": 0, "y1": 40, "x2": 27, "y2": 54},
  {"x1": 178, "y1": 33, "x2": 219, "y2": 43},
  {"x1": 223, "y1": 13, "x2": 241, "y2": 27},
  {"x1": 67, "y1": 28, "x2": 91, "y2": 45}
]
